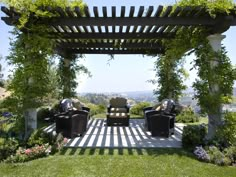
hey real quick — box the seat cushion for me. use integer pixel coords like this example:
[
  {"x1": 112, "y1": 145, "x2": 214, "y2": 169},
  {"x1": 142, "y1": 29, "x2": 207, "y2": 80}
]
[
  {"x1": 108, "y1": 113, "x2": 128, "y2": 118},
  {"x1": 110, "y1": 107, "x2": 127, "y2": 113}
]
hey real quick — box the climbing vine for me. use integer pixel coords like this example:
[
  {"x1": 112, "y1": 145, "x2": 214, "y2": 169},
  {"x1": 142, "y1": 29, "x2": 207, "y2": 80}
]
[
  {"x1": 2, "y1": 0, "x2": 87, "y2": 133},
  {"x1": 150, "y1": 0, "x2": 236, "y2": 139},
  {"x1": 193, "y1": 40, "x2": 235, "y2": 114},
  {"x1": 57, "y1": 54, "x2": 91, "y2": 98}
]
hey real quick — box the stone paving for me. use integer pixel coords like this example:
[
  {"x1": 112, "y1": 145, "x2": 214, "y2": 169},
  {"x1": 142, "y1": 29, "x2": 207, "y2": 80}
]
[{"x1": 44, "y1": 119, "x2": 184, "y2": 148}]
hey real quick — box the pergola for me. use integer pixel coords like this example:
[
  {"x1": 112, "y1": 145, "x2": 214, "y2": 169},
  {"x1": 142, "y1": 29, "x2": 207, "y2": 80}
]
[
  {"x1": 1, "y1": 5, "x2": 236, "y2": 56},
  {"x1": 1, "y1": 5, "x2": 236, "y2": 139}
]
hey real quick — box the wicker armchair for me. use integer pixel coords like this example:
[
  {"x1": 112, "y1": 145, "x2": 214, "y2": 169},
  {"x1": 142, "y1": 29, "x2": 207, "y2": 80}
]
[
  {"x1": 143, "y1": 99, "x2": 176, "y2": 137},
  {"x1": 56, "y1": 109, "x2": 89, "y2": 138},
  {"x1": 106, "y1": 97, "x2": 130, "y2": 126}
]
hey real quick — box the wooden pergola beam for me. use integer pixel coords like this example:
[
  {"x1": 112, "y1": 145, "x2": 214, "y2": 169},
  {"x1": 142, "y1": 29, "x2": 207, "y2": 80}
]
[
  {"x1": 50, "y1": 32, "x2": 175, "y2": 39},
  {"x1": 60, "y1": 48, "x2": 165, "y2": 55},
  {"x1": 2, "y1": 16, "x2": 229, "y2": 26},
  {"x1": 57, "y1": 42, "x2": 163, "y2": 49}
]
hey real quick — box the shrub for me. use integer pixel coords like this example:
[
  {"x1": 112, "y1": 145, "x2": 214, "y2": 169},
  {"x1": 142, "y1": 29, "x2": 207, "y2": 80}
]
[
  {"x1": 224, "y1": 145, "x2": 236, "y2": 164},
  {"x1": 176, "y1": 107, "x2": 199, "y2": 123},
  {"x1": 207, "y1": 146, "x2": 231, "y2": 166},
  {"x1": 214, "y1": 112, "x2": 236, "y2": 147},
  {"x1": 86, "y1": 103, "x2": 105, "y2": 117},
  {"x1": 0, "y1": 138, "x2": 19, "y2": 161},
  {"x1": 27, "y1": 128, "x2": 51, "y2": 147},
  {"x1": 37, "y1": 107, "x2": 51, "y2": 121},
  {"x1": 5, "y1": 143, "x2": 51, "y2": 163},
  {"x1": 182, "y1": 124, "x2": 207, "y2": 150},
  {"x1": 130, "y1": 102, "x2": 151, "y2": 116},
  {"x1": 193, "y1": 146, "x2": 210, "y2": 162}
]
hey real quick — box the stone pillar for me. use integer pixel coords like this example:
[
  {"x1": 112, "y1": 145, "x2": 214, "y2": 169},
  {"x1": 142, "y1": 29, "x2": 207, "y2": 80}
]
[
  {"x1": 24, "y1": 108, "x2": 37, "y2": 139},
  {"x1": 206, "y1": 33, "x2": 225, "y2": 140}
]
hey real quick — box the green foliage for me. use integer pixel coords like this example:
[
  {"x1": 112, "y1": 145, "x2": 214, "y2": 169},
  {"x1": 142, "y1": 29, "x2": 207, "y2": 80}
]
[
  {"x1": 3, "y1": 0, "x2": 86, "y2": 28},
  {"x1": 206, "y1": 146, "x2": 231, "y2": 166},
  {"x1": 224, "y1": 145, "x2": 236, "y2": 164},
  {"x1": 150, "y1": 27, "x2": 206, "y2": 102},
  {"x1": 27, "y1": 129, "x2": 66, "y2": 155},
  {"x1": 57, "y1": 55, "x2": 91, "y2": 98},
  {"x1": 4, "y1": 143, "x2": 51, "y2": 163},
  {"x1": 130, "y1": 102, "x2": 151, "y2": 116},
  {"x1": 193, "y1": 42, "x2": 235, "y2": 114},
  {"x1": 6, "y1": 30, "x2": 55, "y2": 109},
  {"x1": 176, "y1": 106, "x2": 199, "y2": 123},
  {"x1": 150, "y1": 55, "x2": 187, "y2": 101},
  {"x1": 177, "y1": 0, "x2": 235, "y2": 17},
  {"x1": 214, "y1": 112, "x2": 236, "y2": 147},
  {"x1": 86, "y1": 103, "x2": 106, "y2": 117},
  {"x1": 27, "y1": 128, "x2": 50, "y2": 147},
  {"x1": 0, "y1": 138, "x2": 19, "y2": 161},
  {"x1": 37, "y1": 107, "x2": 51, "y2": 121},
  {"x1": 3, "y1": 0, "x2": 87, "y2": 133},
  {"x1": 182, "y1": 124, "x2": 207, "y2": 150}
]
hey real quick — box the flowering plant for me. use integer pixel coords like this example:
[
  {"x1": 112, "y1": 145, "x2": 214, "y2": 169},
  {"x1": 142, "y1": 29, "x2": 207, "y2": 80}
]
[
  {"x1": 194, "y1": 146, "x2": 210, "y2": 162},
  {"x1": 5, "y1": 143, "x2": 51, "y2": 163}
]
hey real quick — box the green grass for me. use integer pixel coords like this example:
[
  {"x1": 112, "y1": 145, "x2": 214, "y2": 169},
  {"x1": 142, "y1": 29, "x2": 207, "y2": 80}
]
[{"x1": 0, "y1": 148, "x2": 235, "y2": 177}]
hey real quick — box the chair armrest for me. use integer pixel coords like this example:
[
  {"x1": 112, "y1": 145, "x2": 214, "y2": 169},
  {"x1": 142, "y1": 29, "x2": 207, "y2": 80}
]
[
  {"x1": 82, "y1": 106, "x2": 90, "y2": 112},
  {"x1": 125, "y1": 105, "x2": 130, "y2": 112},
  {"x1": 145, "y1": 110, "x2": 161, "y2": 118},
  {"x1": 107, "y1": 105, "x2": 112, "y2": 113},
  {"x1": 143, "y1": 106, "x2": 153, "y2": 112}
]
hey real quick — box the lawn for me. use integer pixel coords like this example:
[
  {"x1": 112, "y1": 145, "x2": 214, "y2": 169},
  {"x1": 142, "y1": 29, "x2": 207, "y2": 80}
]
[{"x1": 0, "y1": 148, "x2": 236, "y2": 177}]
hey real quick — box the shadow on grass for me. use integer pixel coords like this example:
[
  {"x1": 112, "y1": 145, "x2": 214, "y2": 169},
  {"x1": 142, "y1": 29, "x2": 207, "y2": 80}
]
[{"x1": 59, "y1": 147, "x2": 194, "y2": 159}]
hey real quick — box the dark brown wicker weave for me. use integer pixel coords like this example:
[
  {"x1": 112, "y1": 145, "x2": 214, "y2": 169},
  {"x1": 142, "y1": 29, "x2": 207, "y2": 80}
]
[
  {"x1": 55, "y1": 110, "x2": 89, "y2": 138},
  {"x1": 106, "y1": 113, "x2": 130, "y2": 126},
  {"x1": 149, "y1": 113, "x2": 175, "y2": 137}
]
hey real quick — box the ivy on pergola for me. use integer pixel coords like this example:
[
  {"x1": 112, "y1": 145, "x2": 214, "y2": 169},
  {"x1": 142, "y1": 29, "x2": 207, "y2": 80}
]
[{"x1": 2, "y1": 5, "x2": 236, "y2": 56}]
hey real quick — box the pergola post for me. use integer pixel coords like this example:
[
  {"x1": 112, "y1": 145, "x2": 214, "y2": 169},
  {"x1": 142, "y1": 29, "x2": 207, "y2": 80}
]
[
  {"x1": 206, "y1": 33, "x2": 225, "y2": 140},
  {"x1": 24, "y1": 43, "x2": 37, "y2": 139}
]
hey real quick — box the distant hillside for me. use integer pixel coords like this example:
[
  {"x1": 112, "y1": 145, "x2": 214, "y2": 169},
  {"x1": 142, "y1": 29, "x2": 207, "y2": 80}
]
[{"x1": 79, "y1": 87, "x2": 236, "y2": 104}]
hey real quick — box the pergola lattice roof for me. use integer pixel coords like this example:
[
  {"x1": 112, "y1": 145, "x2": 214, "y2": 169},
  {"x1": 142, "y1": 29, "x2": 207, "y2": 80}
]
[{"x1": 1, "y1": 5, "x2": 236, "y2": 55}]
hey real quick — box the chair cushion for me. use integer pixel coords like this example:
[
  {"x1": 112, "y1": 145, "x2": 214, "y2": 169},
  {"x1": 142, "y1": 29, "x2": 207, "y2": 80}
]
[
  {"x1": 110, "y1": 108, "x2": 127, "y2": 113},
  {"x1": 109, "y1": 113, "x2": 128, "y2": 118}
]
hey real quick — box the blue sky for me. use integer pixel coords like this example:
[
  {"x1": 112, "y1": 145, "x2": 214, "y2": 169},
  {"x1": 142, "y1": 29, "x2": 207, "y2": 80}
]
[{"x1": 0, "y1": 0, "x2": 236, "y2": 93}]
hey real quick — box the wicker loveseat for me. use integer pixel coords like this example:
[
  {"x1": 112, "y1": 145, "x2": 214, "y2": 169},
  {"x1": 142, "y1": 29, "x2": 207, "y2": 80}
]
[{"x1": 106, "y1": 97, "x2": 130, "y2": 126}]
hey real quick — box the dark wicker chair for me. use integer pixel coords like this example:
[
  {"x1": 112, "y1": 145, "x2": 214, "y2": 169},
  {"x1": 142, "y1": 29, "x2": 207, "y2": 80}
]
[
  {"x1": 143, "y1": 99, "x2": 176, "y2": 137},
  {"x1": 149, "y1": 113, "x2": 175, "y2": 137},
  {"x1": 56, "y1": 110, "x2": 89, "y2": 138},
  {"x1": 107, "y1": 97, "x2": 130, "y2": 126}
]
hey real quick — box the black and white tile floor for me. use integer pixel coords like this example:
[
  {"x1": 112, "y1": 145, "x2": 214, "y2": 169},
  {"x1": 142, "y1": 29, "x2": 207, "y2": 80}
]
[{"x1": 44, "y1": 119, "x2": 184, "y2": 148}]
